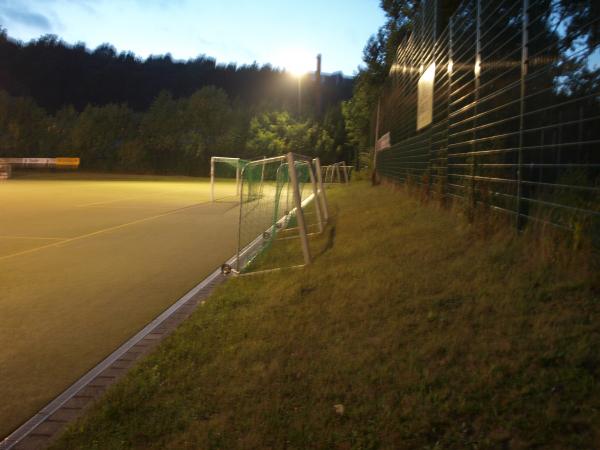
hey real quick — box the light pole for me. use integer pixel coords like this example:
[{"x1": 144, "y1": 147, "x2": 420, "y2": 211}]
[{"x1": 297, "y1": 73, "x2": 302, "y2": 116}]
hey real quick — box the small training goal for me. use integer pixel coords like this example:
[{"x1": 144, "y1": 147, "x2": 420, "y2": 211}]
[
  {"x1": 220, "y1": 153, "x2": 329, "y2": 275},
  {"x1": 210, "y1": 156, "x2": 247, "y2": 202},
  {"x1": 321, "y1": 161, "x2": 353, "y2": 183}
]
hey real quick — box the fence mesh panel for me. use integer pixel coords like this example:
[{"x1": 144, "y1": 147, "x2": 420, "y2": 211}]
[{"x1": 375, "y1": 0, "x2": 600, "y2": 236}]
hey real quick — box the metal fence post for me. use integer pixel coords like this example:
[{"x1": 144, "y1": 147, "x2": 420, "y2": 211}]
[
  {"x1": 427, "y1": 0, "x2": 439, "y2": 198},
  {"x1": 471, "y1": 0, "x2": 481, "y2": 213},
  {"x1": 210, "y1": 156, "x2": 215, "y2": 202},
  {"x1": 433, "y1": 0, "x2": 438, "y2": 41},
  {"x1": 236, "y1": 161, "x2": 241, "y2": 196},
  {"x1": 444, "y1": 15, "x2": 454, "y2": 204},
  {"x1": 516, "y1": 0, "x2": 529, "y2": 229}
]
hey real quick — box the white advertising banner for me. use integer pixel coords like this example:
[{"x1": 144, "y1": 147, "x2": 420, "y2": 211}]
[
  {"x1": 375, "y1": 132, "x2": 391, "y2": 152},
  {"x1": 417, "y1": 63, "x2": 436, "y2": 130}
]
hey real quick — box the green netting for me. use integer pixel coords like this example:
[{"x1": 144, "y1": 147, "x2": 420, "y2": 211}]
[
  {"x1": 237, "y1": 157, "x2": 314, "y2": 271},
  {"x1": 214, "y1": 158, "x2": 247, "y2": 177}
]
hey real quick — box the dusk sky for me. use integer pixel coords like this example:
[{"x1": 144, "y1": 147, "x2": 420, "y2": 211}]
[{"x1": 0, "y1": 0, "x2": 386, "y2": 75}]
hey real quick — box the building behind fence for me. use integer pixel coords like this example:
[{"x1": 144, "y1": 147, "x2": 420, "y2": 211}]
[{"x1": 374, "y1": 0, "x2": 599, "y2": 236}]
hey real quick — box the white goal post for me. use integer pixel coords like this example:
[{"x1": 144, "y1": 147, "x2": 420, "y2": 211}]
[
  {"x1": 221, "y1": 153, "x2": 329, "y2": 275},
  {"x1": 210, "y1": 156, "x2": 244, "y2": 202},
  {"x1": 321, "y1": 161, "x2": 352, "y2": 184}
]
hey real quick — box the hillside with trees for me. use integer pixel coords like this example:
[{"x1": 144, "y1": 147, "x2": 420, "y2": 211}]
[{"x1": 0, "y1": 29, "x2": 355, "y2": 174}]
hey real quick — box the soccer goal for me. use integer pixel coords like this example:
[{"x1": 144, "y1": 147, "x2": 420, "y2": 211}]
[
  {"x1": 222, "y1": 153, "x2": 329, "y2": 275},
  {"x1": 321, "y1": 161, "x2": 352, "y2": 183},
  {"x1": 210, "y1": 156, "x2": 247, "y2": 202}
]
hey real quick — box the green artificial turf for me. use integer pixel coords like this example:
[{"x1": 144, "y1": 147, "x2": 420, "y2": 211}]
[
  {"x1": 51, "y1": 182, "x2": 600, "y2": 449},
  {"x1": 0, "y1": 173, "x2": 239, "y2": 437}
]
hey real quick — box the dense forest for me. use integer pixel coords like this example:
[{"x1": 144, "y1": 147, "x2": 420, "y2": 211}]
[{"x1": 0, "y1": 28, "x2": 354, "y2": 174}]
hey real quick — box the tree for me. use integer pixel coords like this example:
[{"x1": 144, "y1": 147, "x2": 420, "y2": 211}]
[
  {"x1": 246, "y1": 111, "x2": 335, "y2": 160},
  {"x1": 0, "y1": 91, "x2": 49, "y2": 156},
  {"x1": 48, "y1": 105, "x2": 78, "y2": 155},
  {"x1": 247, "y1": 111, "x2": 291, "y2": 156},
  {"x1": 72, "y1": 103, "x2": 136, "y2": 170},
  {"x1": 137, "y1": 91, "x2": 182, "y2": 173},
  {"x1": 0, "y1": 30, "x2": 352, "y2": 113},
  {"x1": 342, "y1": 74, "x2": 379, "y2": 159}
]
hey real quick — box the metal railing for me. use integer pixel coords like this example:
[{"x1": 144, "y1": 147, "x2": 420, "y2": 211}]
[{"x1": 375, "y1": 0, "x2": 600, "y2": 235}]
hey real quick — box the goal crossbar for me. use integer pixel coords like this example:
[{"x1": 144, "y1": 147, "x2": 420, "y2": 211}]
[
  {"x1": 321, "y1": 161, "x2": 352, "y2": 184},
  {"x1": 210, "y1": 156, "x2": 247, "y2": 202}
]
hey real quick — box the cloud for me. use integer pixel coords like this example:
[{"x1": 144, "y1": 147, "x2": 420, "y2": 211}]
[
  {"x1": 0, "y1": 3, "x2": 52, "y2": 31},
  {"x1": 134, "y1": 0, "x2": 186, "y2": 11},
  {"x1": 60, "y1": 0, "x2": 96, "y2": 16}
]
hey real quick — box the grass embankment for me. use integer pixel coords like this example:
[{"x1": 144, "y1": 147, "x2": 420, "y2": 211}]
[{"x1": 53, "y1": 182, "x2": 599, "y2": 449}]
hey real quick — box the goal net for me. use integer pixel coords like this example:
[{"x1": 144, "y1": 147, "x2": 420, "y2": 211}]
[
  {"x1": 225, "y1": 153, "x2": 329, "y2": 274},
  {"x1": 210, "y1": 156, "x2": 247, "y2": 202}
]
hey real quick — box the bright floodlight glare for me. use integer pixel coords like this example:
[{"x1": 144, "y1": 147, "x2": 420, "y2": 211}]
[
  {"x1": 290, "y1": 68, "x2": 306, "y2": 77},
  {"x1": 282, "y1": 49, "x2": 314, "y2": 77}
]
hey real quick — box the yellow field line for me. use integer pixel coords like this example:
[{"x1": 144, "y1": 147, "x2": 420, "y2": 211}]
[
  {"x1": 76, "y1": 195, "x2": 157, "y2": 207},
  {"x1": 82, "y1": 205, "x2": 173, "y2": 209},
  {"x1": 0, "y1": 235, "x2": 66, "y2": 241},
  {"x1": 0, "y1": 202, "x2": 209, "y2": 262},
  {"x1": 76, "y1": 190, "x2": 205, "y2": 207}
]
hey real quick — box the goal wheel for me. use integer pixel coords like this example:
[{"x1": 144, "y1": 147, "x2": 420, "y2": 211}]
[
  {"x1": 263, "y1": 231, "x2": 271, "y2": 240},
  {"x1": 221, "y1": 263, "x2": 232, "y2": 275}
]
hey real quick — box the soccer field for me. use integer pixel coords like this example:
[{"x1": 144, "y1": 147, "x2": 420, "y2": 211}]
[{"x1": 0, "y1": 173, "x2": 239, "y2": 438}]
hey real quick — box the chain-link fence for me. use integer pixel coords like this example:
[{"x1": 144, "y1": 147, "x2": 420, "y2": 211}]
[{"x1": 375, "y1": 0, "x2": 600, "y2": 235}]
